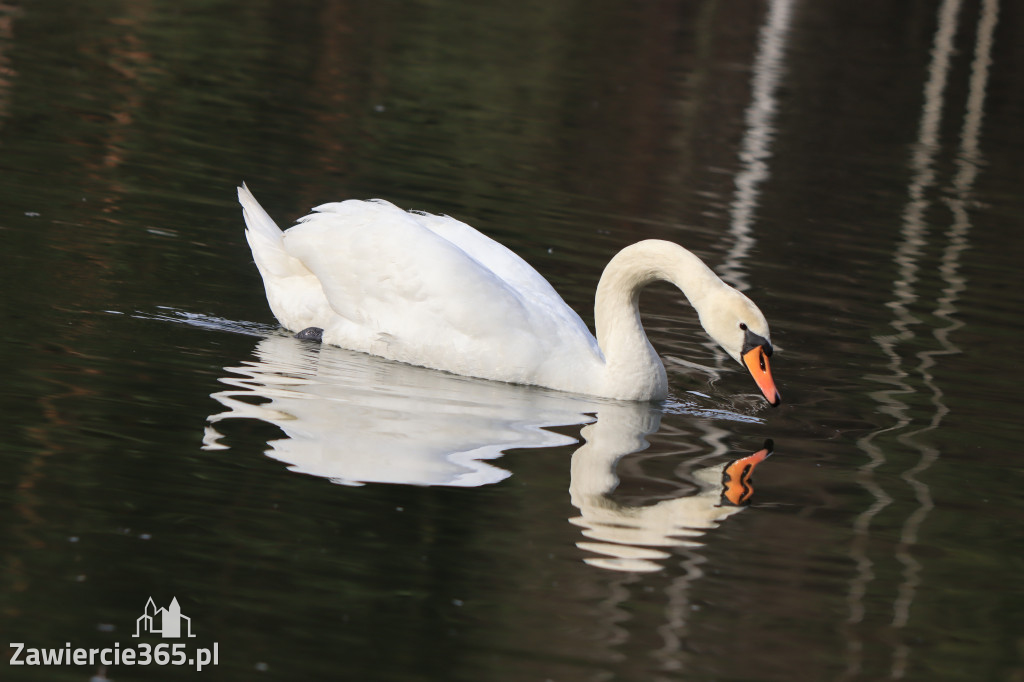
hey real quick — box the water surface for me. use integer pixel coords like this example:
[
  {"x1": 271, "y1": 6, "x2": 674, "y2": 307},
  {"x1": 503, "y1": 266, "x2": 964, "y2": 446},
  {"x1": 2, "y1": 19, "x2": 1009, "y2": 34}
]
[{"x1": 2, "y1": 1, "x2": 1023, "y2": 680}]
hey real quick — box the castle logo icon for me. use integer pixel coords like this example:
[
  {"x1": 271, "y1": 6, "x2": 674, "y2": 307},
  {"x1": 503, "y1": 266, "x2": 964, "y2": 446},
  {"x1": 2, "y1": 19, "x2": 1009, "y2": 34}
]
[{"x1": 132, "y1": 597, "x2": 196, "y2": 638}]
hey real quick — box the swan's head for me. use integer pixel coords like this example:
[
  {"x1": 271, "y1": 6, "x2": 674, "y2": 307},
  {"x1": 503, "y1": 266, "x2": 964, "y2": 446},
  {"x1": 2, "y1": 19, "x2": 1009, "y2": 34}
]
[{"x1": 698, "y1": 287, "x2": 781, "y2": 406}]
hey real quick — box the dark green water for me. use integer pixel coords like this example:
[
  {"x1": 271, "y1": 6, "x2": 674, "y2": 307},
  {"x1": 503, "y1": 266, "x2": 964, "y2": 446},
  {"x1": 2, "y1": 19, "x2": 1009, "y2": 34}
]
[{"x1": 2, "y1": 1, "x2": 1023, "y2": 680}]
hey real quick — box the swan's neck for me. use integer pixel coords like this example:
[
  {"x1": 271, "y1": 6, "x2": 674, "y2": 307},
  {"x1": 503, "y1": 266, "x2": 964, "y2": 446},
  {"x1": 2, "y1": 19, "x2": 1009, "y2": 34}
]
[{"x1": 594, "y1": 240, "x2": 726, "y2": 401}]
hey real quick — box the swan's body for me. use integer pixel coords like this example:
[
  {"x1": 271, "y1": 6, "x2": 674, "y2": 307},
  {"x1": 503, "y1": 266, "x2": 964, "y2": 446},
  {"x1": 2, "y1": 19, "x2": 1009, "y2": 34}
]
[{"x1": 238, "y1": 184, "x2": 780, "y2": 404}]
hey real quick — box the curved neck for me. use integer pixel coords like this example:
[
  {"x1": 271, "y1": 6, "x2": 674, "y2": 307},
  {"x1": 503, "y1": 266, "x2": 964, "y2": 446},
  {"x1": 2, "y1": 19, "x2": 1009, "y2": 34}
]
[{"x1": 593, "y1": 240, "x2": 725, "y2": 401}]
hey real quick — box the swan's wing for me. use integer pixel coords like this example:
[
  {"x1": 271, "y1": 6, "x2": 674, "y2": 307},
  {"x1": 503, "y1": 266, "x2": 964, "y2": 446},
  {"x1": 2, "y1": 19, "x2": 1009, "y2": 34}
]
[
  {"x1": 314, "y1": 200, "x2": 598, "y2": 347},
  {"x1": 279, "y1": 199, "x2": 601, "y2": 385},
  {"x1": 284, "y1": 200, "x2": 527, "y2": 333},
  {"x1": 407, "y1": 210, "x2": 564, "y2": 304},
  {"x1": 405, "y1": 210, "x2": 605, "y2": 358}
]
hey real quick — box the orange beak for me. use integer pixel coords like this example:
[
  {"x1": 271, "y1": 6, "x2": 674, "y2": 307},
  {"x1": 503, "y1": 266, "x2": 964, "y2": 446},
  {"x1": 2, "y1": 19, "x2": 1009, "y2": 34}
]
[
  {"x1": 720, "y1": 439, "x2": 773, "y2": 506},
  {"x1": 743, "y1": 345, "x2": 781, "y2": 406}
]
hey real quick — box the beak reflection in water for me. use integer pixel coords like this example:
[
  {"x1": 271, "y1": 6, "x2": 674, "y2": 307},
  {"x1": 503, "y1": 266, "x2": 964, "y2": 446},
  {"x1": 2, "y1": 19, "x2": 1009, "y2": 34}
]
[{"x1": 720, "y1": 439, "x2": 773, "y2": 506}]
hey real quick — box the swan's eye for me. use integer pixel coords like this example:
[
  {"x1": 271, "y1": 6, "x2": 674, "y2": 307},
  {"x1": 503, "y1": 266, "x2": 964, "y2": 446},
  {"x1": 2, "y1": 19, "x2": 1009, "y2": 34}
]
[{"x1": 739, "y1": 322, "x2": 748, "y2": 331}]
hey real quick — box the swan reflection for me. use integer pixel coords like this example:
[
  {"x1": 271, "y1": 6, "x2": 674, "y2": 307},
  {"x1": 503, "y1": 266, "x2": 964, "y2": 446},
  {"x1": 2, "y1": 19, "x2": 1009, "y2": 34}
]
[
  {"x1": 205, "y1": 335, "x2": 599, "y2": 486},
  {"x1": 206, "y1": 334, "x2": 769, "y2": 572},
  {"x1": 570, "y1": 404, "x2": 771, "y2": 572}
]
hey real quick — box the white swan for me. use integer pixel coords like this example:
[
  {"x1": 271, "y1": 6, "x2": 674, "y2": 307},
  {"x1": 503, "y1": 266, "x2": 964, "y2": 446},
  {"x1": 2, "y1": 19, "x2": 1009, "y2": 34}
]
[{"x1": 238, "y1": 184, "x2": 780, "y2": 404}]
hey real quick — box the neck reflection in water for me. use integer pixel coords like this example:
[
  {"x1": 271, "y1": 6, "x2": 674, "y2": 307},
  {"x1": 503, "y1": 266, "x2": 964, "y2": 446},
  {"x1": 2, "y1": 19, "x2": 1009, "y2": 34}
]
[
  {"x1": 205, "y1": 334, "x2": 770, "y2": 572},
  {"x1": 571, "y1": 413, "x2": 772, "y2": 572}
]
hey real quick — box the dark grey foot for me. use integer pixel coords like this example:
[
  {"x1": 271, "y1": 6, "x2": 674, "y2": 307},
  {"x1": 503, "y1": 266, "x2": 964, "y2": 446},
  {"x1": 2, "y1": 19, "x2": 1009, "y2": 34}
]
[{"x1": 295, "y1": 327, "x2": 324, "y2": 342}]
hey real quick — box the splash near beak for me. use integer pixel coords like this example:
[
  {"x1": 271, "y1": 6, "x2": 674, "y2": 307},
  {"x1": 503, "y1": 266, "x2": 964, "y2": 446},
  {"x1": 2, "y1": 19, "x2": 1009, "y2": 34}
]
[
  {"x1": 743, "y1": 344, "x2": 781, "y2": 406},
  {"x1": 720, "y1": 439, "x2": 773, "y2": 507}
]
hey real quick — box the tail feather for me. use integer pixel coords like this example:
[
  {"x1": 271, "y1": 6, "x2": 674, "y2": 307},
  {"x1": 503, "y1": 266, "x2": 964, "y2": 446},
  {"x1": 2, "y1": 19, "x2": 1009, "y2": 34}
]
[
  {"x1": 238, "y1": 182, "x2": 283, "y2": 244},
  {"x1": 238, "y1": 183, "x2": 300, "y2": 279}
]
